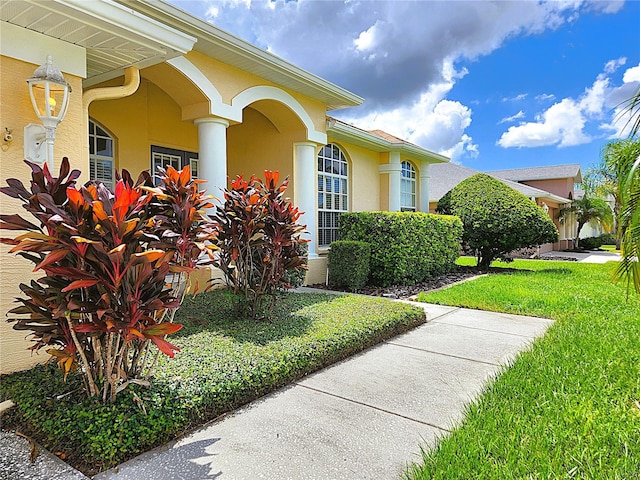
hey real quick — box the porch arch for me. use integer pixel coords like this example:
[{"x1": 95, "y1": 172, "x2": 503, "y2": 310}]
[{"x1": 231, "y1": 86, "x2": 326, "y2": 144}]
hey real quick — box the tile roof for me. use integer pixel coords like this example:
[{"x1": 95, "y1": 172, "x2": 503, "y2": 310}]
[{"x1": 488, "y1": 164, "x2": 582, "y2": 183}]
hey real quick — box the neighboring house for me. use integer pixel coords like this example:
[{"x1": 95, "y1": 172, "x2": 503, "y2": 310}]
[
  {"x1": 0, "y1": 0, "x2": 447, "y2": 373},
  {"x1": 429, "y1": 163, "x2": 579, "y2": 252}
]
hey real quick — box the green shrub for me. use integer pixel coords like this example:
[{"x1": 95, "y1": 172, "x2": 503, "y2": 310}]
[
  {"x1": 338, "y1": 212, "x2": 462, "y2": 287},
  {"x1": 598, "y1": 233, "x2": 617, "y2": 245},
  {"x1": 328, "y1": 241, "x2": 371, "y2": 290},
  {"x1": 579, "y1": 236, "x2": 602, "y2": 250},
  {"x1": 438, "y1": 174, "x2": 559, "y2": 270}
]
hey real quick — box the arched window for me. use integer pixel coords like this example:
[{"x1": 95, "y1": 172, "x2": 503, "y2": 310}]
[
  {"x1": 401, "y1": 160, "x2": 416, "y2": 211},
  {"x1": 318, "y1": 143, "x2": 348, "y2": 247},
  {"x1": 88, "y1": 119, "x2": 114, "y2": 190}
]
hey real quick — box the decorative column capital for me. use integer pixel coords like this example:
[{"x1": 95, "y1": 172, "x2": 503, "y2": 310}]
[
  {"x1": 379, "y1": 163, "x2": 402, "y2": 174},
  {"x1": 194, "y1": 116, "x2": 229, "y2": 128}
]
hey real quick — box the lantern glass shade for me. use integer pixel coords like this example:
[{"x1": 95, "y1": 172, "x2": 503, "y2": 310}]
[{"x1": 26, "y1": 56, "x2": 71, "y2": 128}]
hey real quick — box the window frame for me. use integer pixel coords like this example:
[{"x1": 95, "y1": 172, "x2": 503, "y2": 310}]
[
  {"x1": 317, "y1": 143, "x2": 349, "y2": 248},
  {"x1": 150, "y1": 145, "x2": 199, "y2": 184},
  {"x1": 88, "y1": 118, "x2": 115, "y2": 191},
  {"x1": 400, "y1": 160, "x2": 417, "y2": 212}
]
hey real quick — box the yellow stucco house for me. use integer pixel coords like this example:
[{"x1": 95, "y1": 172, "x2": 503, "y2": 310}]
[{"x1": 0, "y1": 0, "x2": 448, "y2": 373}]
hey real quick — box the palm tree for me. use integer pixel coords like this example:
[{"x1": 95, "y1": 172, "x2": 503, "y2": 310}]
[
  {"x1": 559, "y1": 196, "x2": 613, "y2": 250},
  {"x1": 585, "y1": 138, "x2": 640, "y2": 246},
  {"x1": 614, "y1": 86, "x2": 640, "y2": 294},
  {"x1": 616, "y1": 157, "x2": 640, "y2": 295}
]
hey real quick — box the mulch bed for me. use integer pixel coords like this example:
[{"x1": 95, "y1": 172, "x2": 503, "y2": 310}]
[{"x1": 310, "y1": 266, "x2": 485, "y2": 300}]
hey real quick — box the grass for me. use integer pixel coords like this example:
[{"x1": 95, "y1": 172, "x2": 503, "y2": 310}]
[
  {"x1": 0, "y1": 290, "x2": 425, "y2": 475},
  {"x1": 407, "y1": 258, "x2": 640, "y2": 479},
  {"x1": 601, "y1": 244, "x2": 621, "y2": 253}
]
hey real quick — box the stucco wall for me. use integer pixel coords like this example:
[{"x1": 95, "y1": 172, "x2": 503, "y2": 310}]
[
  {"x1": 89, "y1": 78, "x2": 199, "y2": 177},
  {"x1": 227, "y1": 106, "x2": 303, "y2": 199},
  {"x1": 523, "y1": 178, "x2": 574, "y2": 199},
  {"x1": 0, "y1": 55, "x2": 85, "y2": 374}
]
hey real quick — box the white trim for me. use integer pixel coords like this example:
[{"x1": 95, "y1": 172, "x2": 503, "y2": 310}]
[
  {"x1": 55, "y1": 0, "x2": 196, "y2": 56},
  {"x1": 231, "y1": 86, "x2": 327, "y2": 144},
  {"x1": 0, "y1": 21, "x2": 86, "y2": 78},
  {"x1": 328, "y1": 119, "x2": 449, "y2": 164},
  {"x1": 167, "y1": 56, "x2": 239, "y2": 120}
]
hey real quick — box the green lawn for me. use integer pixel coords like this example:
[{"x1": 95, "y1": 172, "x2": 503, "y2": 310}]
[
  {"x1": 0, "y1": 290, "x2": 424, "y2": 475},
  {"x1": 408, "y1": 259, "x2": 640, "y2": 479},
  {"x1": 601, "y1": 244, "x2": 621, "y2": 253}
]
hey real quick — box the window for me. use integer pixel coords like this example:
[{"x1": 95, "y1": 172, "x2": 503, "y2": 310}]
[
  {"x1": 151, "y1": 145, "x2": 198, "y2": 184},
  {"x1": 88, "y1": 119, "x2": 114, "y2": 190},
  {"x1": 400, "y1": 160, "x2": 416, "y2": 211},
  {"x1": 318, "y1": 143, "x2": 348, "y2": 247}
]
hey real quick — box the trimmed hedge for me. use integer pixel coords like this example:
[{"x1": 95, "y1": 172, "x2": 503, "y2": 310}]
[
  {"x1": 328, "y1": 240, "x2": 371, "y2": 290},
  {"x1": 580, "y1": 233, "x2": 617, "y2": 250},
  {"x1": 338, "y1": 211, "x2": 463, "y2": 287}
]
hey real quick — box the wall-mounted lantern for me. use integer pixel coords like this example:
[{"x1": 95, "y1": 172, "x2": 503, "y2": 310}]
[{"x1": 24, "y1": 56, "x2": 71, "y2": 170}]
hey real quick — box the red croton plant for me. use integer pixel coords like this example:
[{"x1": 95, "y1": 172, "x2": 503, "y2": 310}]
[
  {"x1": 0, "y1": 158, "x2": 217, "y2": 403},
  {"x1": 213, "y1": 170, "x2": 308, "y2": 319}
]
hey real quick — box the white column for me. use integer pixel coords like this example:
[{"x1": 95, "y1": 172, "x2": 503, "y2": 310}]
[
  {"x1": 388, "y1": 151, "x2": 401, "y2": 212},
  {"x1": 195, "y1": 117, "x2": 229, "y2": 202},
  {"x1": 294, "y1": 142, "x2": 319, "y2": 259},
  {"x1": 420, "y1": 162, "x2": 431, "y2": 213}
]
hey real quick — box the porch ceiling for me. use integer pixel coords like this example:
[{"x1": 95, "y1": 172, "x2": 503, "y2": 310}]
[{"x1": 0, "y1": 0, "x2": 195, "y2": 86}]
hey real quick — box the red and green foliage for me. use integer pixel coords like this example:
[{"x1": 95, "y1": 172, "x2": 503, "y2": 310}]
[
  {"x1": 213, "y1": 170, "x2": 308, "y2": 318},
  {"x1": 0, "y1": 159, "x2": 216, "y2": 403}
]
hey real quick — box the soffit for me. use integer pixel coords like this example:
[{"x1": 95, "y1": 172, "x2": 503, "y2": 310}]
[{"x1": 0, "y1": 0, "x2": 195, "y2": 85}]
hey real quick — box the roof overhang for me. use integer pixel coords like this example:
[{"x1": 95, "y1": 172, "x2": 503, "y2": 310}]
[
  {"x1": 327, "y1": 119, "x2": 449, "y2": 164},
  {"x1": 118, "y1": 0, "x2": 364, "y2": 111},
  {"x1": 0, "y1": 0, "x2": 196, "y2": 86}
]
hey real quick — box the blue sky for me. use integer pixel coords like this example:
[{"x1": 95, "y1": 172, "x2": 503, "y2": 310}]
[{"x1": 168, "y1": 0, "x2": 640, "y2": 175}]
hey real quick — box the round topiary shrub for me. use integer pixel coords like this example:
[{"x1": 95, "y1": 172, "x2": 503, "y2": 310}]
[{"x1": 438, "y1": 173, "x2": 559, "y2": 270}]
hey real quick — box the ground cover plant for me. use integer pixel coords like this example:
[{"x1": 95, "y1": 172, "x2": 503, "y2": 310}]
[
  {"x1": 407, "y1": 258, "x2": 640, "y2": 479},
  {"x1": 0, "y1": 289, "x2": 425, "y2": 475}
]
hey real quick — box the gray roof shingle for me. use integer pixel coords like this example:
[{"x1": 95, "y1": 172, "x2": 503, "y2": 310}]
[
  {"x1": 429, "y1": 163, "x2": 570, "y2": 203},
  {"x1": 488, "y1": 164, "x2": 582, "y2": 183}
]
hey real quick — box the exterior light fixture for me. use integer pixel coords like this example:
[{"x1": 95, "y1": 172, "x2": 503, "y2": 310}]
[{"x1": 24, "y1": 55, "x2": 71, "y2": 169}]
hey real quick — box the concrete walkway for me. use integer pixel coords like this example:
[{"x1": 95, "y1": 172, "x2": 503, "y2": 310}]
[
  {"x1": 539, "y1": 249, "x2": 620, "y2": 264},
  {"x1": 1, "y1": 302, "x2": 553, "y2": 480},
  {"x1": 84, "y1": 303, "x2": 553, "y2": 480}
]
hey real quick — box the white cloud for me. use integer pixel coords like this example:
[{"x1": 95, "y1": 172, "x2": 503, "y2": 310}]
[
  {"x1": 604, "y1": 57, "x2": 626, "y2": 74},
  {"x1": 499, "y1": 110, "x2": 526, "y2": 124},
  {"x1": 502, "y1": 94, "x2": 528, "y2": 102},
  {"x1": 535, "y1": 93, "x2": 556, "y2": 102},
  {"x1": 498, "y1": 60, "x2": 640, "y2": 149},
  {"x1": 623, "y1": 65, "x2": 640, "y2": 83},
  {"x1": 354, "y1": 22, "x2": 380, "y2": 52},
  {"x1": 340, "y1": 61, "x2": 478, "y2": 162},
  {"x1": 196, "y1": 0, "x2": 617, "y2": 112},
  {"x1": 498, "y1": 98, "x2": 589, "y2": 148},
  {"x1": 579, "y1": 77, "x2": 609, "y2": 116},
  {"x1": 600, "y1": 62, "x2": 640, "y2": 137}
]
